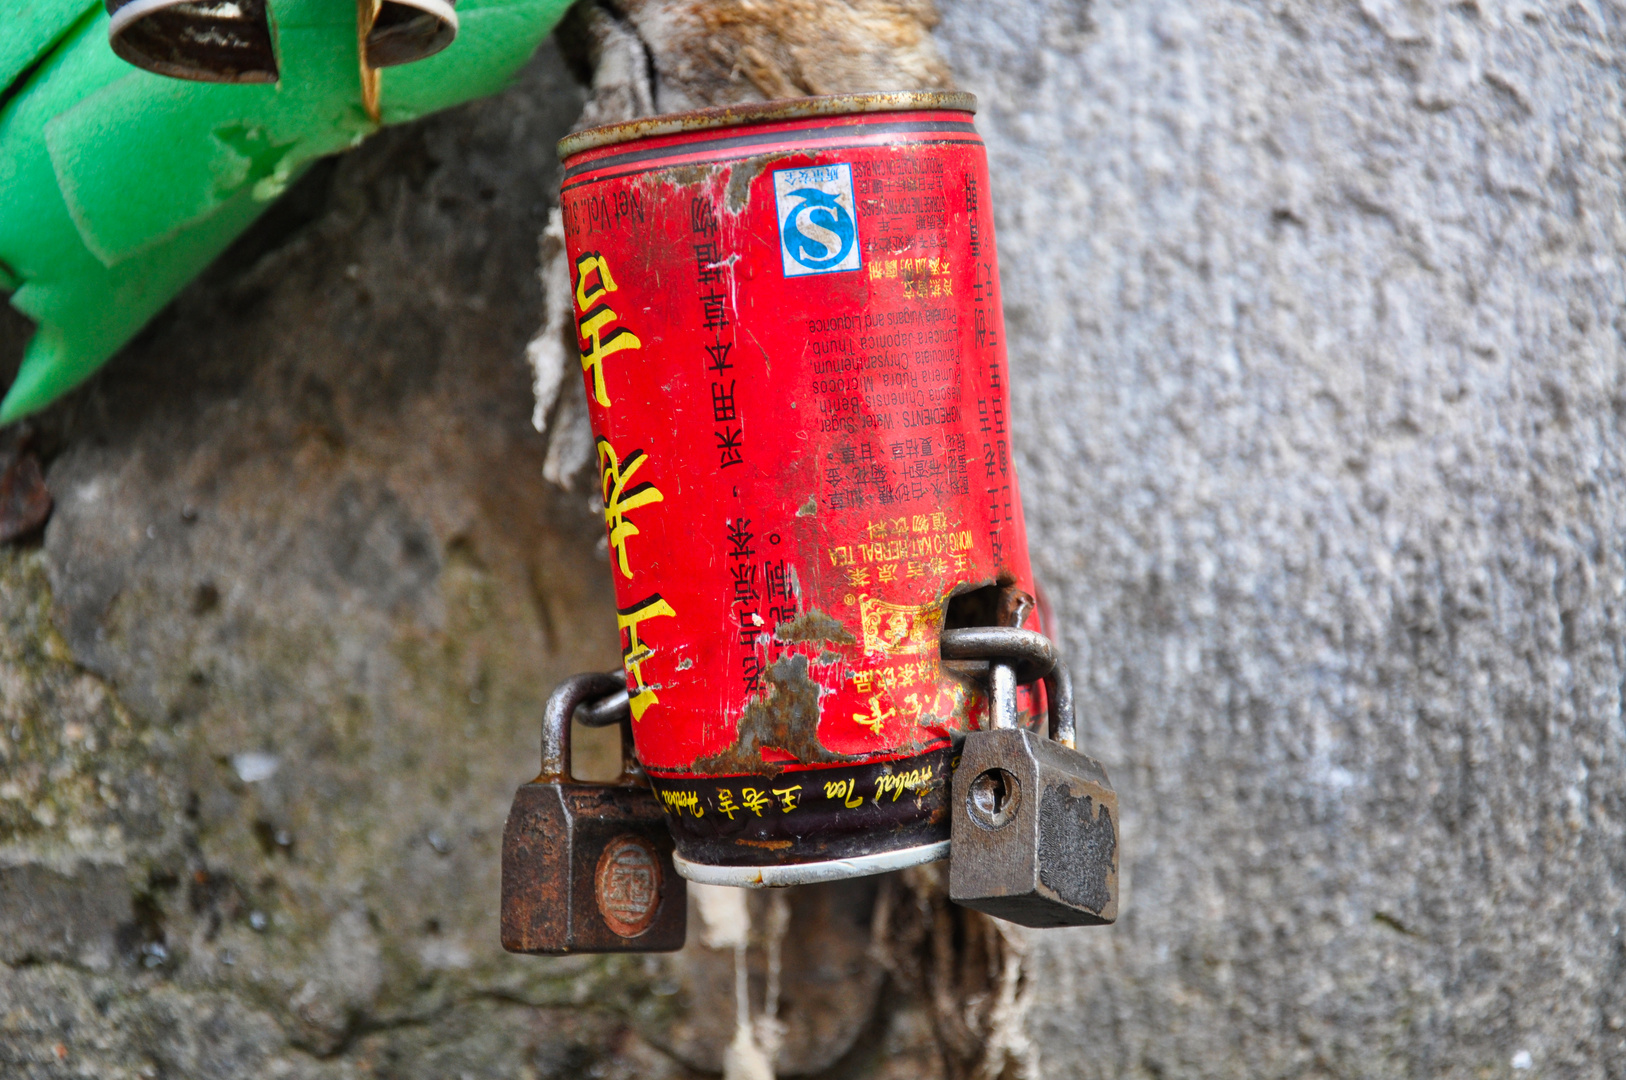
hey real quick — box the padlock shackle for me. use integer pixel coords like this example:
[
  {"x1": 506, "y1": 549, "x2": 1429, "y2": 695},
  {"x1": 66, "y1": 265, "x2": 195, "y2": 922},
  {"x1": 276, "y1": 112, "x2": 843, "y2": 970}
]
[
  {"x1": 989, "y1": 661, "x2": 1020, "y2": 729},
  {"x1": 939, "y1": 626, "x2": 1057, "y2": 684},
  {"x1": 1045, "y1": 662, "x2": 1076, "y2": 750},
  {"x1": 940, "y1": 625, "x2": 1057, "y2": 729},
  {"x1": 540, "y1": 671, "x2": 626, "y2": 783},
  {"x1": 940, "y1": 589, "x2": 1055, "y2": 732},
  {"x1": 578, "y1": 684, "x2": 632, "y2": 727},
  {"x1": 940, "y1": 626, "x2": 1075, "y2": 740}
]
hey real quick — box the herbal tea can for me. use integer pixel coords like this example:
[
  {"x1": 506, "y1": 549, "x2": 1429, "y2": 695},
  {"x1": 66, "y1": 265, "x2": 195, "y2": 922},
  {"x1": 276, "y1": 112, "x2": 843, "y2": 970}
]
[{"x1": 557, "y1": 91, "x2": 1042, "y2": 886}]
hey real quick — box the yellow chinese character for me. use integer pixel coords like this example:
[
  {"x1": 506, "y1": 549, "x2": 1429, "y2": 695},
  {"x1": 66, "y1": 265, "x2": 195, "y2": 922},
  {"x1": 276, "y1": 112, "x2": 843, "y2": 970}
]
[
  {"x1": 868, "y1": 262, "x2": 886, "y2": 281},
  {"x1": 911, "y1": 514, "x2": 930, "y2": 534},
  {"x1": 845, "y1": 566, "x2": 871, "y2": 588},
  {"x1": 905, "y1": 560, "x2": 924, "y2": 578},
  {"x1": 867, "y1": 519, "x2": 888, "y2": 540},
  {"x1": 771, "y1": 785, "x2": 803, "y2": 812},
  {"x1": 941, "y1": 277, "x2": 953, "y2": 297},
  {"x1": 931, "y1": 511, "x2": 948, "y2": 532},
  {"x1": 851, "y1": 668, "x2": 875, "y2": 693},
  {"x1": 876, "y1": 563, "x2": 897, "y2": 583},
  {"x1": 929, "y1": 279, "x2": 943, "y2": 298},
  {"x1": 716, "y1": 789, "x2": 739, "y2": 820},
  {"x1": 597, "y1": 438, "x2": 664, "y2": 580},
  {"x1": 741, "y1": 788, "x2": 773, "y2": 816},
  {"x1": 575, "y1": 252, "x2": 641, "y2": 407},
  {"x1": 885, "y1": 259, "x2": 898, "y2": 278},
  {"x1": 853, "y1": 693, "x2": 895, "y2": 735},
  {"x1": 617, "y1": 594, "x2": 676, "y2": 720},
  {"x1": 576, "y1": 251, "x2": 616, "y2": 309}
]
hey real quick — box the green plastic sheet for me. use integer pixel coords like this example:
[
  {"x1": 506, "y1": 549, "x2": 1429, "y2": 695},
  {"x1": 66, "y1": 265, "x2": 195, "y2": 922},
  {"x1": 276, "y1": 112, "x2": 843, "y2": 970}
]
[{"x1": 0, "y1": 0, "x2": 572, "y2": 423}]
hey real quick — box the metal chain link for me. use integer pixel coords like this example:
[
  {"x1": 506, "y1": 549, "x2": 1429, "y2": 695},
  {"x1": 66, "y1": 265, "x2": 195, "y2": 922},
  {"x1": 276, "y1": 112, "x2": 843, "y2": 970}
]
[{"x1": 575, "y1": 671, "x2": 632, "y2": 727}]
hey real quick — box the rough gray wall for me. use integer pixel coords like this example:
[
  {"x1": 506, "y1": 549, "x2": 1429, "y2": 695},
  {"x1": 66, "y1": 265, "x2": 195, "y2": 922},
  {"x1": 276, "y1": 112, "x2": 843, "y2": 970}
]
[
  {"x1": 934, "y1": 0, "x2": 1626, "y2": 1076},
  {"x1": 0, "y1": 47, "x2": 670, "y2": 1079},
  {"x1": 3, "y1": 1, "x2": 1624, "y2": 1077}
]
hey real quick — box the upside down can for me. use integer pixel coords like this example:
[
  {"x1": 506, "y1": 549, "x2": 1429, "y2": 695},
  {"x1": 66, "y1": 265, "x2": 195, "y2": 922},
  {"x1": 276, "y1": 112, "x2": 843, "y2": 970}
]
[{"x1": 557, "y1": 91, "x2": 1042, "y2": 886}]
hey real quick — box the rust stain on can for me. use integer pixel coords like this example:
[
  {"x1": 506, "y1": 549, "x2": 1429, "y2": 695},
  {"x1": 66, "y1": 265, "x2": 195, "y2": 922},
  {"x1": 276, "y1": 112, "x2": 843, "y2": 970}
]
[
  {"x1": 775, "y1": 609, "x2": 857, "y2": 645},
  {"x1": 724, "y1": 153, "x2": 789, "y2": 213},
  {"x1": 693, "y1": 654, "x2": 853, "y2": 778}
]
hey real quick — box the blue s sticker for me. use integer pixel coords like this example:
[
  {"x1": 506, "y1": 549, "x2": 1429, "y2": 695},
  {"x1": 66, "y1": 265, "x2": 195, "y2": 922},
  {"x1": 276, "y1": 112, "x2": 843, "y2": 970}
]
[{"x1": 773, "y1": 164, "x2": 862, "y2": 277}]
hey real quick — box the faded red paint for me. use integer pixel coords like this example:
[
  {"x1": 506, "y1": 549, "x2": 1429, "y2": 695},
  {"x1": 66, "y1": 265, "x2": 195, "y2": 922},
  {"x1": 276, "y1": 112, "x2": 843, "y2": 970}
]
[{"x1": 558, "y1": 93, "x2": 1040, "y2": 869}]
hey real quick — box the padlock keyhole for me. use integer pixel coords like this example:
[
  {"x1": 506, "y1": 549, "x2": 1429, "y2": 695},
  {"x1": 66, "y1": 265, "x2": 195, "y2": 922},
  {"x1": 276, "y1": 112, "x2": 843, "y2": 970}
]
[{"x1": 967, "y1": 768, "x2": 1021, "y2": 830}]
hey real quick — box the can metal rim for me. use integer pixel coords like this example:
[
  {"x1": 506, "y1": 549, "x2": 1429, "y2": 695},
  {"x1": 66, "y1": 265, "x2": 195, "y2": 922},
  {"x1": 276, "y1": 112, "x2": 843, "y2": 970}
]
[
  {"x1": 557, "y1": 90, "x2": 978, "y2": 160},
  {"x1": 673, "y1": 839, "x2": 950, "y2": 888}
]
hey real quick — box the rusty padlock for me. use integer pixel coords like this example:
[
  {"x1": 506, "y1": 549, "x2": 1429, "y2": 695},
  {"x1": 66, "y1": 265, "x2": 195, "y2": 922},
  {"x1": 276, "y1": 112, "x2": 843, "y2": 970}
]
[
  {"x1": 107, "y1": 0, "x2": 280, "y2": 83},
  {"x1": 501, "y1": 671, "x2": 686, "y2": 954},
  {"x1": 362, "y1": 0, "x2": 459, "y2": 68},
  {"x1": 945, "y1": 627, "x2": 1119, "y2": 927},
  {"x1": 105, "y1": 0, "x2": 455, "y2": 84}
]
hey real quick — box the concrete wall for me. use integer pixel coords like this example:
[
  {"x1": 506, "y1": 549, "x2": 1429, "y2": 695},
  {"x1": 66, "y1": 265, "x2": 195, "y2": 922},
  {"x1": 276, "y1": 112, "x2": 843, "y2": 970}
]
[{"x1": 936, "y1": 1, "x2": 1626, "y2": 1075}]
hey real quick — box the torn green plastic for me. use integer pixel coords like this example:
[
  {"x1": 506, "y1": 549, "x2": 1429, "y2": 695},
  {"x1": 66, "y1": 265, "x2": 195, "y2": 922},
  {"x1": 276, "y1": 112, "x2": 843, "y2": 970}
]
[{"x1": 0, "y1": 0, "x2": 572, "y2": 424}]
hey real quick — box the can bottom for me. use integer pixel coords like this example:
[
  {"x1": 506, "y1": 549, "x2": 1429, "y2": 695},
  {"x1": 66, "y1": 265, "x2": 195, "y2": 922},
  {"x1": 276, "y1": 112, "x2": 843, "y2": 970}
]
[{"x1": 673, "y1": 839, "x2": 949, "y2": 888}]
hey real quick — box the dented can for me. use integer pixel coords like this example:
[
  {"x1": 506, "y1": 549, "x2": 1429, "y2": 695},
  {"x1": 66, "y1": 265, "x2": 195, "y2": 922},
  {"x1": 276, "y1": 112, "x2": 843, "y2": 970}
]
[{"x1": 557, "y1": 92, "x2": 1041, "y2": 886}]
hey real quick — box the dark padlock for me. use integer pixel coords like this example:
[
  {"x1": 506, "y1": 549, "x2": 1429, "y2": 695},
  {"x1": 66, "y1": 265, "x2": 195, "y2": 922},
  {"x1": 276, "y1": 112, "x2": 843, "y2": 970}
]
[
  {"x1": 945, "y1": 628, "x2": 1119, "y2": 928},
  {"x1": 107, "y1": 0, "x2": 280, "y2": 83},
  {"x1": 501, "y1": 671, "x2": 686, "y2": 954},
  {"x1": 106, "y1": 0, "x2": 456, "y2": 84},
  {"x1": 363, "y1": 0, "x2": 459, "y2": 68}
]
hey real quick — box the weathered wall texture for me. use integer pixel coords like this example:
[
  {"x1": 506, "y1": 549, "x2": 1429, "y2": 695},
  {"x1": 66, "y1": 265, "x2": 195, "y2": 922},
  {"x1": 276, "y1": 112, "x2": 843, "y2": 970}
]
[
  {"x1": 0, "y1": 47, "x2": 663, "y2": 1079},
  {"x1": 2, "y1": 0, "x2": 1624, "y2": 1077},
  {"x1": 932, "y1": 0, "x2": 1626, "y2": 1076}
]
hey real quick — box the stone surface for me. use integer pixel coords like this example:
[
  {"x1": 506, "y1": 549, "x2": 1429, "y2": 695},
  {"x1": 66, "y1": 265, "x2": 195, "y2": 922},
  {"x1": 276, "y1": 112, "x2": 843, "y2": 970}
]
[
  {"x1": 933, "y1": 0, "x2": 1626, "y2": 1076},
  {"x1": 0, "y1": 42, "x2": 687, "y2": 1080}
]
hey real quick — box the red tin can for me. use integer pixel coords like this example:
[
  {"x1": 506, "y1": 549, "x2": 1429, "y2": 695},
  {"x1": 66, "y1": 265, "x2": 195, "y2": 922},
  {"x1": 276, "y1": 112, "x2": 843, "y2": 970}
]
[{"x1": 557, "y1": 91, "x2": 1041, "y2": 886}]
